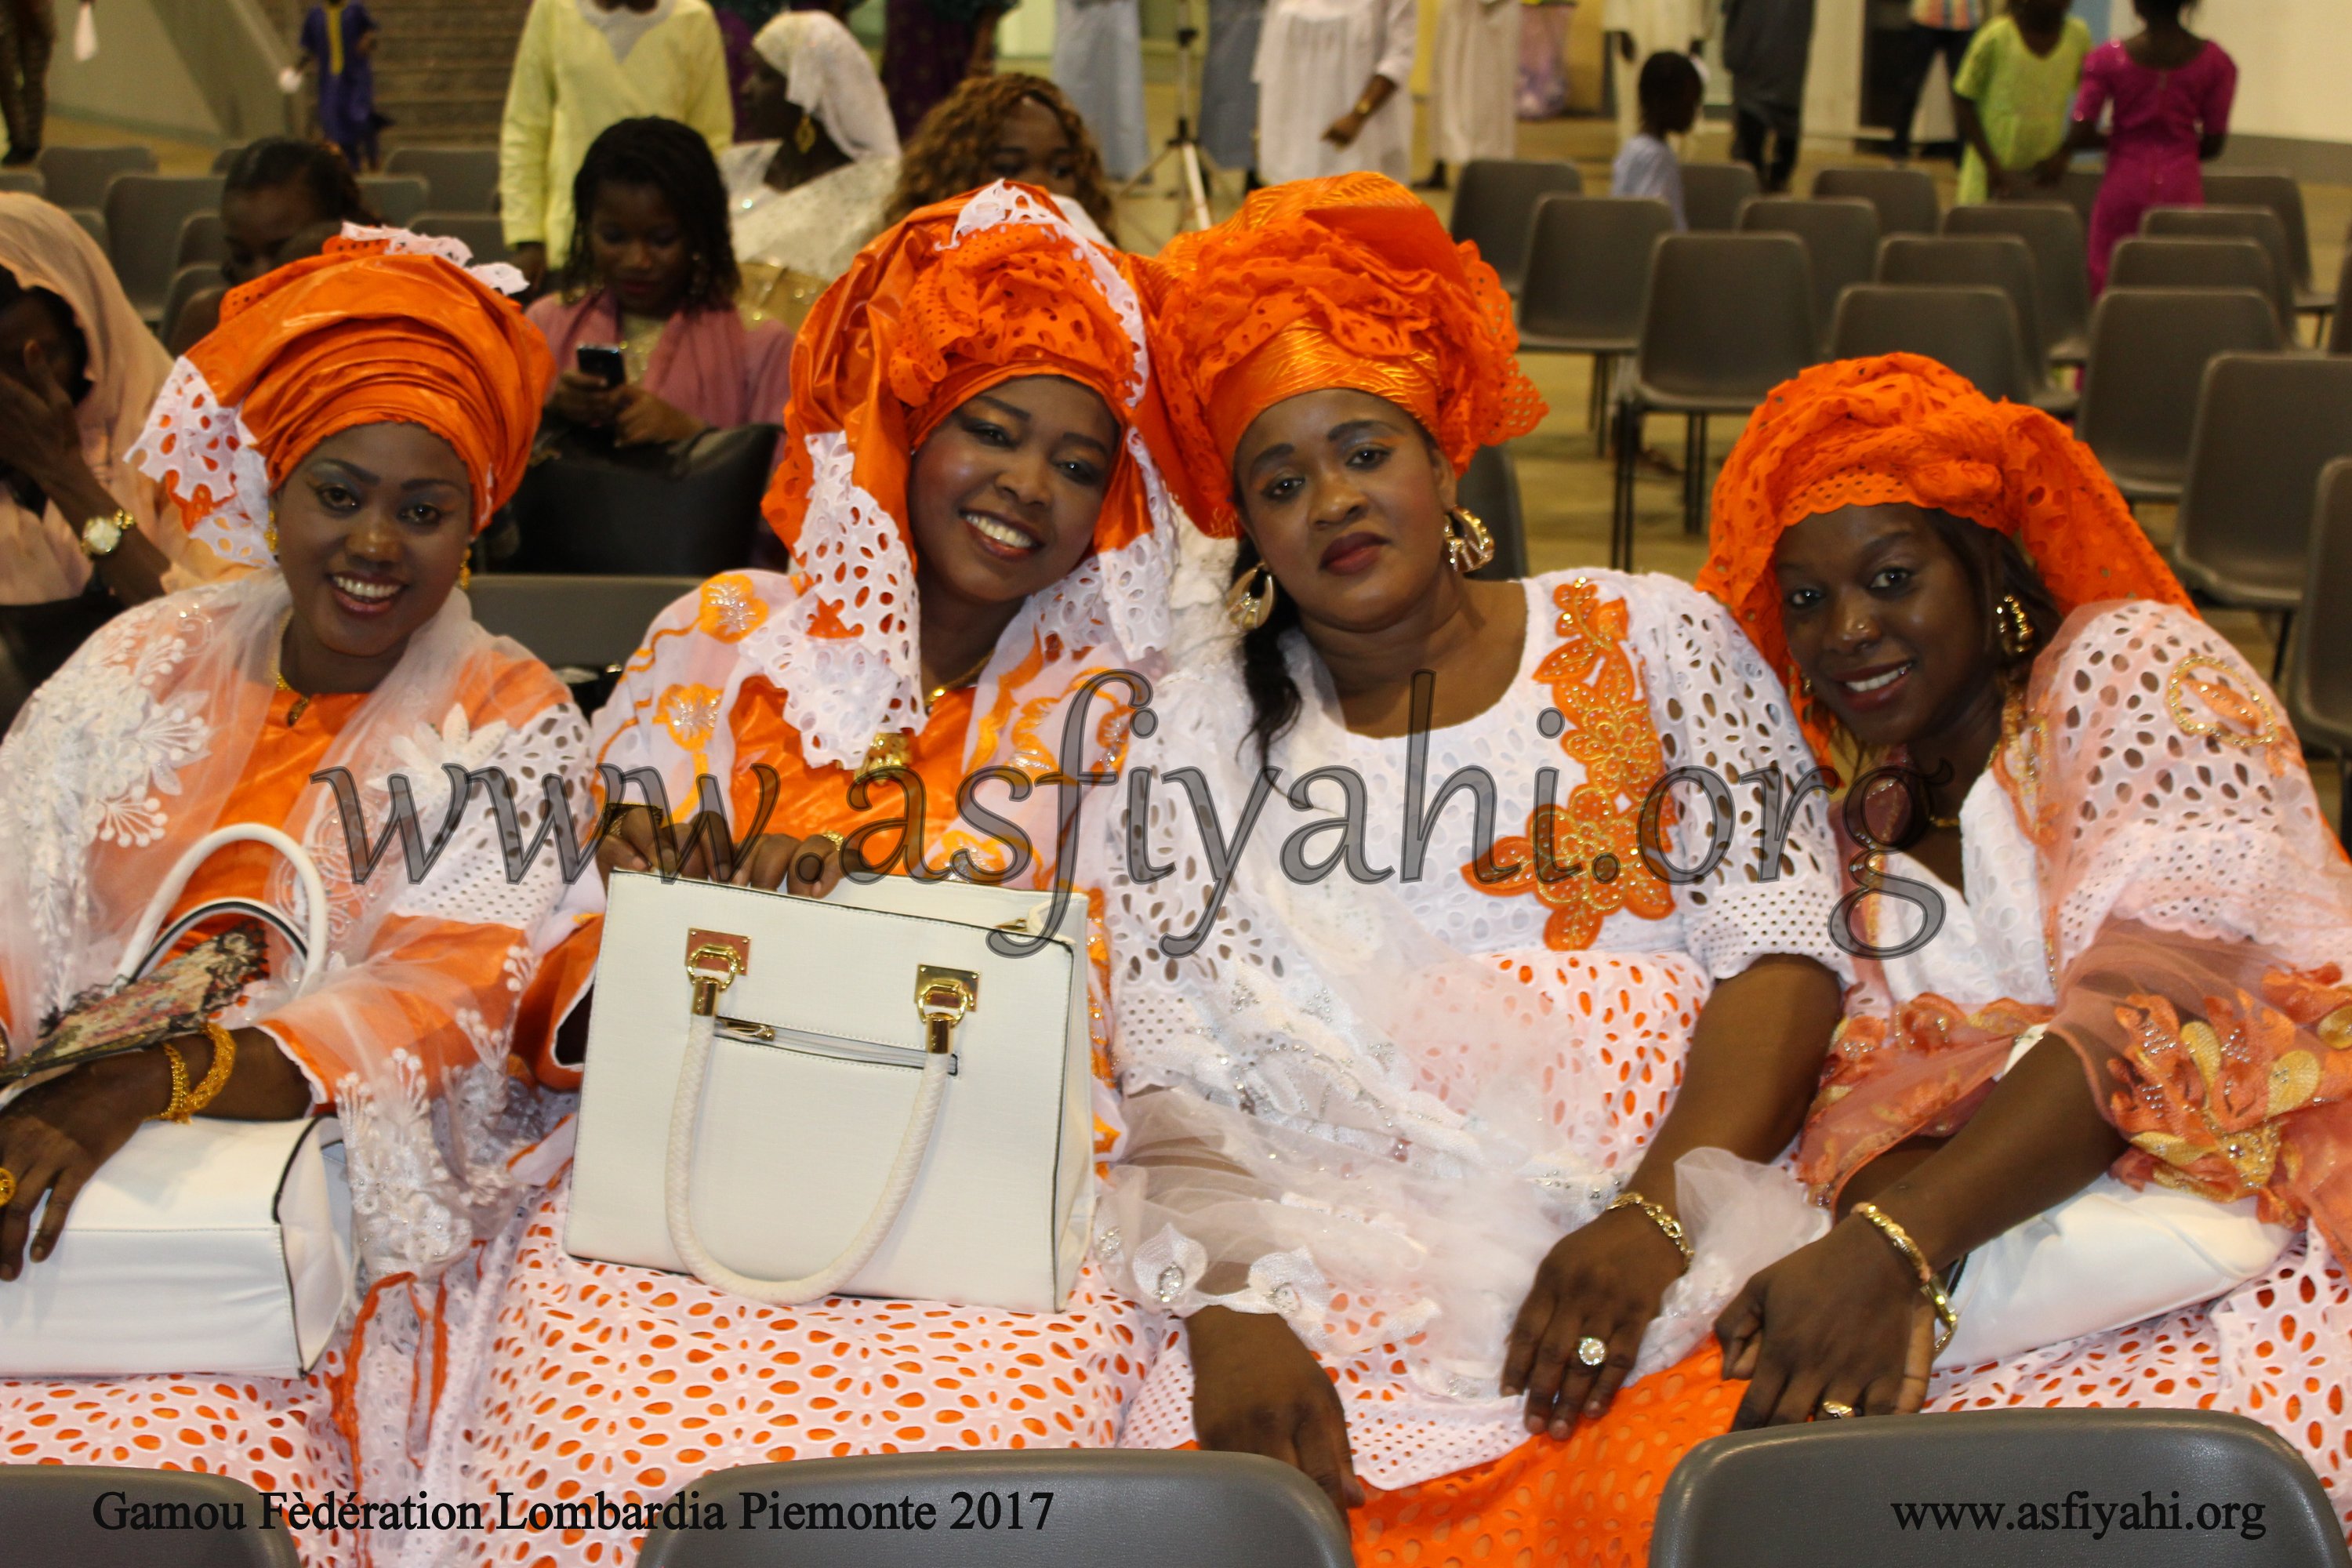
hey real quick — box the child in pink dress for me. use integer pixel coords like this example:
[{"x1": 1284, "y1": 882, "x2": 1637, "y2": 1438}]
[{"x1": 2067, "y1": 0, "x2": 2235, "y2": 292}]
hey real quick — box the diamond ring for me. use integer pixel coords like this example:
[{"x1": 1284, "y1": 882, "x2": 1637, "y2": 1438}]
[{"x1": 1574, "y1": 1335, "x2": 1606, "y2": 1367}]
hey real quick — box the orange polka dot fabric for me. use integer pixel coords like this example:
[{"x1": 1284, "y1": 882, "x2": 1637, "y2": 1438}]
[
  {"x1": 462, "y1": 1188, "x2": 1153, "y2": 1567},
  {"x1": 0, "y1": 1364, "x2": 352, "y2": 1567}
]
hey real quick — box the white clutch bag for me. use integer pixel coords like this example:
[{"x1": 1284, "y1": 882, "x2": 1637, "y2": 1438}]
[
  {"x1": 0, "y1": 825, "x2": 356, "y2": 1377},
  {"x1": 565, "y1": 868, "x2": 1094, "y2": 1315}
]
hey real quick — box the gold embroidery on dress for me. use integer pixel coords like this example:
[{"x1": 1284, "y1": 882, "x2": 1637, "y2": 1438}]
[
  {"x1": 1467, "y1": 580, "x2": 1674, "y2": 951},
  {"x1": 2165, "y1": 652, "x2": 2284, "y2": 762}
]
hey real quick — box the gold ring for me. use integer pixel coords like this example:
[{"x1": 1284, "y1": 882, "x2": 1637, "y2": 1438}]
[
  {"x1": 0, "y1": 1167, "x2": 15, "y2": 1207},
  {"x1": 808, "y1": 829, "x2": 848, "y2": 854},
  {"x1": 1817, "y1": 1399, "x2": 1857, "y2": 1420},
  {"x1": 1575, "y1": 1335, "x2": 1606, "y2": 1368}
]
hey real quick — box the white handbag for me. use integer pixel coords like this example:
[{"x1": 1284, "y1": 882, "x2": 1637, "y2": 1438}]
[
  {"x1": 565, "y1": 868, "x2": 1094, "y2": 1315},
  {"x1": 0, "y1": 825, "x2": 356, "y2": 1377}
]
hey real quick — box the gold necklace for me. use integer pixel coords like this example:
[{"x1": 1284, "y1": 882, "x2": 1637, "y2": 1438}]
[
  {"x1": 272, "y1": 611, "x2": 311, "y2": 726},
  {"x1": 923, "y1": 651, "x2": 991, "y2": 713}
]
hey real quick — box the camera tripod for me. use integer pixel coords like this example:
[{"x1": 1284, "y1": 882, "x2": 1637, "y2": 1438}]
[{"x1": 1120, "y1": 0, "x2": 1218, "y2": 235}]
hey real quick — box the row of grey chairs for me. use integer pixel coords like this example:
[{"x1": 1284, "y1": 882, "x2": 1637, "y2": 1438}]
[
  {"x1": 205, "y1": 142, "x2": 501, "y2": 215},
  {"x1": 157, "y1": 208, "x2": 511, "y2": 346},
  {"x1": 9, "y1": 1408, "x2": 2346, "y2": 1566}
]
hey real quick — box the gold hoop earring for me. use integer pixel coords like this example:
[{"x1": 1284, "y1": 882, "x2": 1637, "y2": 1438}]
[
  {"x1": 1790, "y1": 663, "x2": 1813, "y2": 699},
  {"x1": 1224, "y1": 563, "x2": 1276, "y2": 630},
  {"x1": 1995, "y1": 593, "x2": 2034, "y2": 660},
  {"x1": 1446, "y1": 507, "x2": 1495, "y2": 574}
]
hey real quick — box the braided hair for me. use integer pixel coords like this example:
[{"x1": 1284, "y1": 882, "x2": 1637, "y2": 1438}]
[
  {"x1": 884, "y1": 73, "x2": 1117, "y2": 243},
  {"x1": 558, "y1": 117, "x2": 741, "y2": 310},
  {"x1": 223, "y1": 136, "x2": 377, "y2": 224}
]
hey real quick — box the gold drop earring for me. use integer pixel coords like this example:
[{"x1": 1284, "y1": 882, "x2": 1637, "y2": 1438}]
[
  {"x1": 1995, "y1": 593, "x2": 2034, "y2": 659},
  {"x1": 1224, "y1": 562, "x2": 1276, "y2": 630},
  {"x1": 1445, "y1": 507, "x2": 1495, "y2": 574},
  {"x1": 264, "y1": 503, "x2": 278, "y2": 557}
]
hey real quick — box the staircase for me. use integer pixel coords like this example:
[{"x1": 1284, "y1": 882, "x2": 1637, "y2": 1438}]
[{"x1": 267, "y1": 0, "x2": 532, "y2": 151}]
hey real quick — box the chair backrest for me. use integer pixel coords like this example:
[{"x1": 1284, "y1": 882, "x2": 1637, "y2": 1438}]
[
  {"x1": 103, "y1": 173, "x2": 227, "y2": 320},
  {"x1": 634, "y1": 1451, "x2": 1354, "y2": 1568},
  {"x1": 1458, "y1": 444, "x2": 1528, "y2": 580},
  {"x1": 1518, "y1": 194, "x2": 1676, "y2": 348},
  {"x1": 1812, "y1": 166, "x2": 1940, "y2": 236},
  {"x1": 384, "y1": 146, "x2": 501, "y2": 214},
  {"x1": 2175, "y1": 352, "x2": 2352, "y2": 604},
  {"x1": 1652, "y1": 1409, "x2": 2351, "y2": 1568},
  {"x1": 466, "y1": 575, "x2": 699, "y2": 672},
  {"x1": 162, "y1": 262, "x2": 220, "y2": 348},
  {"x1": 64, "y1": 206, "x2": 107, "y2": 252},
  {"x1": 1831, "y1": 285, "x2": 2034, "y2": 405},
  {"x1": 1449, "y1": 158, "x2": 1584, "y2": 292},
  {"x1": 410, "y1": 211, "x2": 511, "y2": 266},
  {"x1": 2285, "y1": 457, "x2": 2352, "y2": 753},
  {"x1": 2143, "y1": 205, "x2": 2298, "y2": 325},
  {"x1": 2333, "y1": 248, "x2": 2352, "y2": 355},
  {"x1": 359, "y1": 173, "x2": 432, "y2": 227},
  {"x1": 34, "y1": 143, "x2": 156, "y2": 209},
  {"x1": 2077, "y1": 287, "x2": 2282, "y2": 493},
  {"x1": 211, "y1": 144, "x2": 240, "y2": 174},
  {"x1": 1943, "y1": 201, "x2": 2091, "y2": 355},
  {"x1": 176, "y1": 209, "x2": 227, "y2": 269},
  {"x1": 2109, "y1": 235, "x2": 2288, "y2": 329},
  {"x1": 0, "y1": 167, "x2": 42, "y2": 197},
  {"x1": 1681, "y1": 161, "x2": 1761, "y2": 232},
  {"x1": 1634, "y1": 231, "x2": 1817, "y2": 404},
  {"x1": 1876, "y1": 233, "x2": 2049, "y2": 365},
  {"x1": 2203, "y1": 169, "x2": 2315, "y2": 289},
  {"x1": 504, "y1": 423, "x2": 781, "y2": 575},
  {"x1": 2057, "y1": 165, "x2": 2103, "y2": 226},
  {"x1": 1738, "y1": 195, "x2": 1881, "y2": 350},
  {"x1": 0, "y1": 1463, "x2": 300, "y2": 1567}
]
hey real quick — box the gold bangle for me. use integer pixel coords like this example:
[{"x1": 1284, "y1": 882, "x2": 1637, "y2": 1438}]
[
  {"x1": 1851, "y1": 1201, "x2": 1960, "y2": 1352},
  {"x1": 150, "y1": 1040, "x2": 193, "y2": 1123},
  {"x1": 1607, "y1": 1189, "x2": 1693, "y2": 1265},
  {"x1": 185, "y1": 1021, "x2": 238, "y2": 1117},
  {"x1": 1352, "y1": 97, "x2": 1377, "y2": 118}
]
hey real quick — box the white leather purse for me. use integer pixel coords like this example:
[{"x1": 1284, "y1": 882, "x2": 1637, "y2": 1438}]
[
  {"x1": 0, "y1": 825, "x2": 357, "y2": 1377},
  {"x1": 565, "y1": 868, "x2": 1094, "y2": 1315}
]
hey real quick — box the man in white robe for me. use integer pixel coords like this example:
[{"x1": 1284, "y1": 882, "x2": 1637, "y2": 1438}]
[
  {"x1": 1422, "y1": 0, "x2": 1519, "y2": 188},
  {"x1": 1055, "y1": 0, "x2": 1152, "y2": 180},
  {"x1": 1253, "y1": 0, "x2": 1417, "y2": 185}
]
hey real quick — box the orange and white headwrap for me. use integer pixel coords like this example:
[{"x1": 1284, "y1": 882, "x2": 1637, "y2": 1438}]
[
  {"x1": 751, "y1": 180, "x2": 1180, "y2": 768},
  {"x1": 1144, "y1": 172, "x2": 1544, "y2": 539},
  {"x1": 126, "y1": 226, "x2": 550, "y2": 569},
  {"x1": 1695, "y1": 353, "x2": 2194, "y2": 758}
]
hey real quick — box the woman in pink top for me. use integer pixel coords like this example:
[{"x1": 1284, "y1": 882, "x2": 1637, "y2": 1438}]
[{"x1": 2064, "y1": 0, "x2": 2235, "y2": 292}]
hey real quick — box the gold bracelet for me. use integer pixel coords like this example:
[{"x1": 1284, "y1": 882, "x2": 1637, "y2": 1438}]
[
  {"x1": 1352, "y1": 96, "x2": 1377, "y2": 118},
  {"x1": 1606, "y1": 1189, "x2": 1693, "y2": 1265},
  {"x1": 185, "y1": 1021, "x2": 238, "y2": 1117},
  {"x1": 150, "y1": 1040, "x2": 193, "y2": 1123},
  {"x1": 1851, "y1": 1201, "x2": 1960, "y2": 1352}
]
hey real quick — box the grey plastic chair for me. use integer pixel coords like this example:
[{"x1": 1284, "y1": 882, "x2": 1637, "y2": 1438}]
[
  {"x1": 2057, "y1": 164, "x2": 2104, "y2": 227},
  {"x1": 634, "y1": 1451, "x2": 1354, "y2": 1568},
  {"x1": 2076, "y1": 287, "x2": 2282, "y2": 504},
  {"x1": 2284, "y1": 457, "x2": 2352, "y2": 848},
  {"x1": 466, "y1": 574, "x2": 699, "y2": 679},
  {"x1": 1831, "y1": 285, "x2": 2036, "y2": 406},
  {"x1": 0, "y1": 1464, "x2": 299, "y2": 1567},
  {"x1": 210, "y1": 144, "x2": 240, "y2": 173},
  {"x1": 1652, "y1": 1409, "x2": 2351, "y2": 1568},
  {"x1": 0, "y1": 167, "x2": 42, "y2": 196},
  {"x1": 64, "y1": 205, "x2": 106, "y2": 252},
  {"x1": 386, "y1": 146, "x2": 501, "y2": 214},
  {"x1": 1681, "y1": 161, "x2": 1760, "y2": 232},
  {"x1": 2171, "y1": 353, "x2": 2352, "y2": 677},
  {"x1": 2203, "y1": 169, "x2": 2329, "y2": 318},
  {"x1": 1449, "y1": 158, "x2": 1583, "y2": 294},
  {"x1": 1615, "y1": 232, "x2": 1817, "y2": 566},
  {"x1": 1516, "y1": 194, "x2": 1676, "y2": 449},
  {"x1": 411, "y1": 211, "x2": 511, "y2": 266},
  {"x1": 1813, "y1": 166, "x2": 1940, "y2": 236},
  {"x1": 359, "y1": 173, "x2": 431, "y2": 227},
  {"x1": 162, "y1": 261, "x2": 220, "y2": 348},
  {"x1": 176, "y1": 209, "x2": 226, "y2": 270},
  {"x1": 103, "y1": 173, "x2": 225, "y2": 324},
  {"x1": 2110, "y1": 235, "x2": 2290, "y2": 333},
  {"x1": 2143, "y1": 205, "x2": 2300, "y2": 331},
  {"x1": 1738, "y1": 196, "x2": 1881, "y2": 355},
  {"x1": 34, "y1": 143, "x2": 155, "y2": 209},
  {"x1": 1944, "y1": 200, "x2": 2093, "y2": 365},
  {"x1": 1457, "y1": 444, "x2": 1528, "y2": 581},
  {"x1": 1877, "y1": 234, "x2": 2073, "y2": 414},
  {"x1": 2333, "y1": 249, "x2": 2352, "y2": 356}
]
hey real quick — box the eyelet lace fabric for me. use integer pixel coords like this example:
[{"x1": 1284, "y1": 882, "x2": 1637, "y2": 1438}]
[
  {"x1": 1102, "y1": 568, "x2": 1849, "y2": 1486},
  {"x1": 123, "y1": 358, "x2": 275, "y2": 569}
]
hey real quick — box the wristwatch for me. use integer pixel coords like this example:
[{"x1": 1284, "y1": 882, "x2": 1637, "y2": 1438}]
[{"x1": 78, "y1": 508, "x2": 135, "y2": 559}]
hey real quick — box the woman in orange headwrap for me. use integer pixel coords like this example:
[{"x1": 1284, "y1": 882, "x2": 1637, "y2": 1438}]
[
  {"x1": 1697, "y1": 354, "x2": 2352, "y2": 1523},
  {"x1": 459, "y1": 180, "x2": 1185, "y2": 1568},
  {"x1": 1102, "y1": 173, "x2": 1850, "y2": 1567},
  {"x1": 0, "y1": 229, "x2": 590, "y2": 1565}
]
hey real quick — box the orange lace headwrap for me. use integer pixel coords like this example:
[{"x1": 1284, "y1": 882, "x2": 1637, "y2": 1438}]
[
  {"x1": 128, "y1": 227, "x2": 551, "y2": 568},
  {"x1": 1145, "y1": 172, "x2": 1544, "y2": 538},
  {"x1": 1696, "y1": 354, "x2": 2193, "y2": 759}
]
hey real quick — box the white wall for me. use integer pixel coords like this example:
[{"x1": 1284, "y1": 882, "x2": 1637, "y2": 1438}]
[{"x1": 2199, "y1": 0, "x2": 2352, "y2": 147}]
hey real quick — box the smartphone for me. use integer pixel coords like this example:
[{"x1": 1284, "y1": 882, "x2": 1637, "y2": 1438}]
[{"x1": 576, "y1": 343, "x2": 626, "y2": 389}]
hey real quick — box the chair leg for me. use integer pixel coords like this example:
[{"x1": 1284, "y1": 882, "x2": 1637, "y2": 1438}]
[
  {"x1": 2340, "y1": 758, "x2": 2350, "y2": 855},
  {"x1": 2272, "y1": 610, "x2": 2294, "y2": 684},
  {"x1": 1588, "y1": 354, "x2": 1611, "y2": 456},
  {"x1": 1612, "y1": 402, "x2": 1640, "y2": 572},
  {"x1": 1682, "y1": 415, "x2": 1708, "y2": 535}
]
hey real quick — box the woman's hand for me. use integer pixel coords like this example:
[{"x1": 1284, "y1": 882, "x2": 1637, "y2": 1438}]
[
  {"x1": 1501, "y1": 1203, "x2": 1686, "y2": 1435},
  {"x1": 547, "y1": 367, "x2": 623, "y2": 429},
  {"x1": 0, "y1": 339, "x2": 92, "y2": 497},
  {"x1": 0, "y1": 1049, "x2": 169, "y2": 1279},
  {"x1": 1713, "y1": 1216, "x2": 1935, "y2": 1428},
  {"x1": 1189, "y1": 1305, "x2": 1365, "y2": 1513},
  {"x1": 610, "y1": 386, "x2": 707, "y2": 448},
  {"x1": 596, "y1": 804, "x2": 844, "y2": 895}
]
